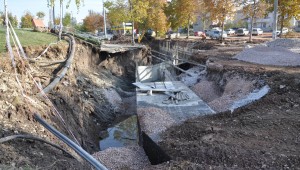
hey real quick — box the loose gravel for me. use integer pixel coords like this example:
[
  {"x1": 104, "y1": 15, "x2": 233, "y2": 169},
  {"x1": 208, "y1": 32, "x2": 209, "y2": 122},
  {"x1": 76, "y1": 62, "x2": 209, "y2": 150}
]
[
  {"x1": 93, "y1": 145, "x2": 151, "y2": 170},
  {"x1": 235, "y1": 39, "x2": 300, "y2": 66}
]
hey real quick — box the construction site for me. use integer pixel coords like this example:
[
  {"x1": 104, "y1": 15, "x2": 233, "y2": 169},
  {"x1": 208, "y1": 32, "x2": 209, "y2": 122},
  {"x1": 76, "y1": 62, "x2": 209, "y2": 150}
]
[{"x1": 1, "y1": 20, "x2": 300, "y2": 169}]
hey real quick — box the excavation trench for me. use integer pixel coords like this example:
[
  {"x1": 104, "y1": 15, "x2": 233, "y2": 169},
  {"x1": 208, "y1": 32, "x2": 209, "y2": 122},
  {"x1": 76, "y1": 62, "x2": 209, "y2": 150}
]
[
  {"x1": 0, "y1": 39, "x2": 271, "y2": 169},
  {"x1": 95, "y1": 40, "x2": 270, "y2": 168}
]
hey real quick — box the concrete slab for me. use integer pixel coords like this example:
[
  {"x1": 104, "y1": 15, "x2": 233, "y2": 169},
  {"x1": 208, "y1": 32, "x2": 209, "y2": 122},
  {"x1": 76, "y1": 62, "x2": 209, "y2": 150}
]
[
  {"x1": 100, "y1": 44, "x2": 145, "y2": 53},
  {"x1": 137, "y1": 81, "x2": 215, "y2": 142}
]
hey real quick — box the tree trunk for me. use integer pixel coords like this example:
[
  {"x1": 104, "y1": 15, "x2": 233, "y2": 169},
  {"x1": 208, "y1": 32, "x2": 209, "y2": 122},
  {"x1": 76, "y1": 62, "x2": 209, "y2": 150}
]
[
  {"x1": 221, "y1": 21, "x2": 224, "y2": 42},
  {"x1": 187, "y1": 16, "x2": 190, "y2": 39},
  {"x1": 249, "y1": 15, "x2": 254, "y2": 42},
  {"x1": 53, "y1": 5, "x2": 55, "y2": 29},
  {"x1": 132, "y1": 21, "x2": 135, "y2": 45},
  {"x1": 280, "y1": 14, "x2": 284, "y2": 36},
  {"x1": 249, "y1": 0, "x2": 257, "y2": 42},
  {"x1": 58, "y1": 0, "x2": 63, "y2": 41}
]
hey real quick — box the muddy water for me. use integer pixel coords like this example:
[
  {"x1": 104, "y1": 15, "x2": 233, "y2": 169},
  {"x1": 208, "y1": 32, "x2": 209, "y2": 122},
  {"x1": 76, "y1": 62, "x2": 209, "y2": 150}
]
[{"x1": 99, "y1": 115, "x2": 138, "y2": 150}]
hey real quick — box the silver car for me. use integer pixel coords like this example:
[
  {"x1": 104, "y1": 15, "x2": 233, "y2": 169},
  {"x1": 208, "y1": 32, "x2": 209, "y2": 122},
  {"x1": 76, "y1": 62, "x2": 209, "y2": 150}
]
[{"x1": 210, "y1": 30, "x2": 228, "y2": 39}]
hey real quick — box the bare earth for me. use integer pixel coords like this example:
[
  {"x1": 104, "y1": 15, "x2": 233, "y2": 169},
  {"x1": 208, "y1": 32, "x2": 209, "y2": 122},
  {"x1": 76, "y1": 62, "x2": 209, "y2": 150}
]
[{"x1": 1, "y1": 37, "x2": 300, "y2": 169}]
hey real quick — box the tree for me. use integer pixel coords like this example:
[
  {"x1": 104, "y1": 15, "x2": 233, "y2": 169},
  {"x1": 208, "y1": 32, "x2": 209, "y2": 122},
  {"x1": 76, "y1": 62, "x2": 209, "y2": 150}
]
[
  {"x1": 267, "y1": 0, "x2": 300, "y2": 35},
  {"x1": 196, "y1": 0, "x2": 211, "y2": 31},
  {"x1": 204, "y1": 0, "x2": 236, "y2": 42},
  {"x1": 1, "y1": 12, "x2": 18, "y2": 27},
  {"x1": 165, "y1": 0, "x2": 199, "y2": 39},
  {"x1": 21, "y1": 11, "x2": 34, "y2": 28},
  {"x1": 105, "y1": 0, "x2": 149, "y2": 44},
  {"x1": 104, "y1": 0, "x2": 128, "y2": 27},
  {"x1": 36, "y1": 11, "x2": 45, "y2": 19},
  {"x1": 146, "y1": 0, "x2": 168, "y2": 37},
  {"x1": 128, "y1": 0, "x2": 149, "y2": 45},
  {"x1": 82, "y1": 10, "x2": 104, "y2": 32},
  {"x1": 238, "y1": 0, "x2": 269, "y2": 42},
  {"x1": 50, "y1": 0, "x2": 84, "y2": 40},
  {"x1": 63, "y1": 12, "x2": 71, "y2": 26}
]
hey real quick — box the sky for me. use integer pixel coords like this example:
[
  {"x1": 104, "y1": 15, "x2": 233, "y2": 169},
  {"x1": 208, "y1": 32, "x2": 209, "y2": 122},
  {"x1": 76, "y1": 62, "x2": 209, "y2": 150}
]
[{"x1": 1, "y1": 0, "x2": 105, "y2": 26}]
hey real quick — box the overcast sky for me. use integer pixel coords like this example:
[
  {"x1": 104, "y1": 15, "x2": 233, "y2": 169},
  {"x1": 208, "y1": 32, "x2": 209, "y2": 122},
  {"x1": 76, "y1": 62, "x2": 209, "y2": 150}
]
[{"x1": 1, "y1": 0, "x2": 105, "y2": 26}]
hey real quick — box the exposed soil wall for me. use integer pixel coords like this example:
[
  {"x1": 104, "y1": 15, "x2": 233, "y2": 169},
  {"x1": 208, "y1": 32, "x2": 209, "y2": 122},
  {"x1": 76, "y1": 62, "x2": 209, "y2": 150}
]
[{"x1": 0, "y1": 40, "x2": 151, "y2": 169}]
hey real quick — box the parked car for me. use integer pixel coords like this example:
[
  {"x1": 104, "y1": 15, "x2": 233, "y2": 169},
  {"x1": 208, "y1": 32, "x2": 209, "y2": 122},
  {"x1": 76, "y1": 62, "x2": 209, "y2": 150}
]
[
  {"x1": 166, "y1": 31, "x2": 180, "y2": 39},
  {"x1": 206, "y1": 28, "x2": 221, "y2": 37},
  {"x1": 194, "y1": 31, "x2": 204, "y2": 36},
  {"x1": 226, "y1": 29, "x2": 235, "y2": 35},
  {"x1": 276, "y1": 27, "x2": 289, "y2": 35},
  {"x1": 252, "y1": 28, "x2": 263, "y2": 35},
  {"x1": 236, "y1": 28, "x2": 249, "y2": 36},
  {"x1": 209, "y1": 30, "x2": 227, "y2": 39},
  {"x1": 145, "y1": 29, "x2": 156, "y2": 38}
]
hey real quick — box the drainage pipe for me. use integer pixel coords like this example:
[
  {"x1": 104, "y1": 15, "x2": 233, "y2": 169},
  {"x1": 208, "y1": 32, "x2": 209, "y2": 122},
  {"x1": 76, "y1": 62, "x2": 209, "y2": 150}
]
[
  {"x1": 34, "y1": 113, "x2": 108, "y2": 170},
  {"x1": 42, "y1": 34, "x2": 75, "y2": 94},
  {"x1": 151, "y1": 55, "x2": 193, "y2": 76}
]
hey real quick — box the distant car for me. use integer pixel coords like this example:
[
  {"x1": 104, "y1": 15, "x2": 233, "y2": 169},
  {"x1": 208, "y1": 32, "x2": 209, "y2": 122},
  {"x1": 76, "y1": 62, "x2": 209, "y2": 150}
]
[
  {"x1": 194, "y1": 31, "x2": 204, "y2": 36},
  {"x1": 276, "y1": 27, "x2": 288, "y2": 35},
  {"x1": 252, "y1": 28, "x2": 263, "y2": 35},
  {"x1": 145, "y1": 29, "x2": 156, "y2": 38},
  {"x1": 209, "y1": 30, "x2": 227, "y2": 39},
  {"x1": 226, "y1": 29, "x2": 235, "y2": 35},
  {"x1": 236, "y1": 28, "x2": 249, "y2": 36},
  {"x1": 166, "y1": 31, "x2": 180, "y2": 39},
  {"x1": 206, "y1": 28, "x2": 221, "y2": 37}
]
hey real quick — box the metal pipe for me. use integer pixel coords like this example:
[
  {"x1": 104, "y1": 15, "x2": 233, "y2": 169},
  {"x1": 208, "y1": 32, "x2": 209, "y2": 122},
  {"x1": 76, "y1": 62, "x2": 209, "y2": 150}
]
[
  {"x1": 151, "y1": 55, "x2": 193, "y2": 76},
  {"x1": 33, "y1": 113, "x2": 108, "y2": 170},
  {"x1": 151, "y1": 50, "x2": 206, "y2": 68}
]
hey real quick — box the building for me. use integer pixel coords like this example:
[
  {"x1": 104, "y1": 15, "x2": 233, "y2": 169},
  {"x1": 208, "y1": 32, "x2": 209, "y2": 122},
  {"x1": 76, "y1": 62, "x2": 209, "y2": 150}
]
[{"x1": 32, "y1": 19, "x2": 47, "y2": 32}]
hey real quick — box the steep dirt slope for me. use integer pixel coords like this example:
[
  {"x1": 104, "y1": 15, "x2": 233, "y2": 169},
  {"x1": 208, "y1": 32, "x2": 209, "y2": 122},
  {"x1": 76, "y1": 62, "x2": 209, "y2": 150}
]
[{"x1": 0, "y1": 40, "x2": 151, "y2": 169}]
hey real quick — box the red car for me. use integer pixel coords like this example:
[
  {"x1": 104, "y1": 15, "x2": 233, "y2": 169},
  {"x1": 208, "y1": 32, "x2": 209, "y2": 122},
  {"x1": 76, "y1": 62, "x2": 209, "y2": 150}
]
[{"x1": 194, "y1": 31, "x2": 204, "y2": 36}]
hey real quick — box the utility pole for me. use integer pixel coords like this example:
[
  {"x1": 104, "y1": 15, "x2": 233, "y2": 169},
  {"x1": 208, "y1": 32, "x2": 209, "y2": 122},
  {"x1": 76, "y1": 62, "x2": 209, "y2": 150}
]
[
  {"x1": 272, "y1": 0, "x2": 278, "y2": 40},
  {"x1": 103, "y1": 0, "x2": 107, "y2": 39}
]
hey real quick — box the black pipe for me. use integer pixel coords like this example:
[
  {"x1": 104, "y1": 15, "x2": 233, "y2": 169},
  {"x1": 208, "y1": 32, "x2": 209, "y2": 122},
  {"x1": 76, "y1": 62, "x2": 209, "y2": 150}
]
[
  {"x1": 42, "y1": 34, "x2": 75, "y2": 94},
  {"x1": 33, "y1": 113, "x2": 108, "y2": 170}
]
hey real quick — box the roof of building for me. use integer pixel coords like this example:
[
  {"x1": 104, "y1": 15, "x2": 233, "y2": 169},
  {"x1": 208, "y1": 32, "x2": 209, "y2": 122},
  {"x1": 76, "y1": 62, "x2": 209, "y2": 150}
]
[{"x1": 32, "y1": 19, "x2": 45, "y2": 28}]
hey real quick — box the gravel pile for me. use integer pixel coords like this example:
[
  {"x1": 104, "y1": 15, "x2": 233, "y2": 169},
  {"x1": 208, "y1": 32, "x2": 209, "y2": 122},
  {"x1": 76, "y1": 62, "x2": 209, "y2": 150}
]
[
  {"x1": 235, "y1": 39, "x2": 300, "y2": 66},
  {"x1": 93, "y1": 145, "x2": 151, "y2": 170},
  {"x1": 137, "y1": 107, "x2": 176, "y2": 137},
  {"x1": 267, "y1": 38, "x2": 300, "y2": 51}
]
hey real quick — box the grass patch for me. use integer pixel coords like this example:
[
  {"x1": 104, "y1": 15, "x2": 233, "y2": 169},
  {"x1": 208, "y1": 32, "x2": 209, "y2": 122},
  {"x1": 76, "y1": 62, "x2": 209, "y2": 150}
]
[{"x1": 0, "y1": 27, "x2": 58, "y2": 53}]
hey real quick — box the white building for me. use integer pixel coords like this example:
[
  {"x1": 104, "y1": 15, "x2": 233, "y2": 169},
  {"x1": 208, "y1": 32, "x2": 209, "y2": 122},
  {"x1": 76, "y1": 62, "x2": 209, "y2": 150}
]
[{"x1": 193, "y1": 9, "x2": 300, "y2": 32}]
